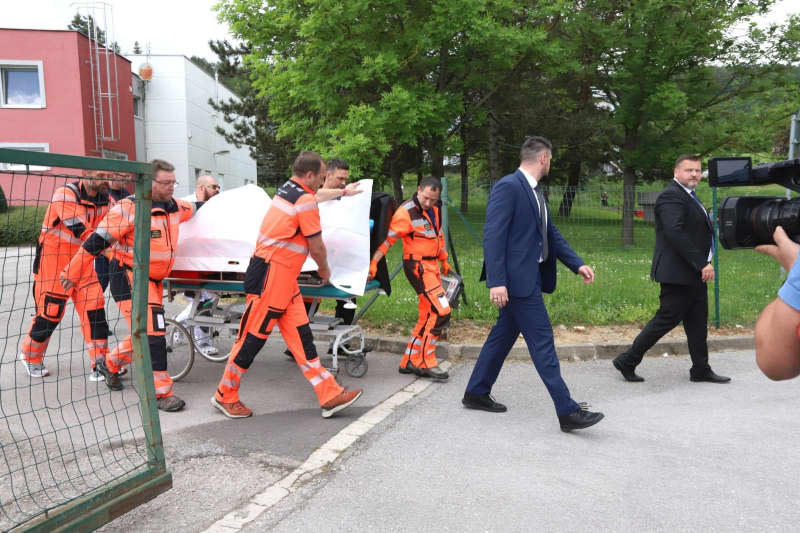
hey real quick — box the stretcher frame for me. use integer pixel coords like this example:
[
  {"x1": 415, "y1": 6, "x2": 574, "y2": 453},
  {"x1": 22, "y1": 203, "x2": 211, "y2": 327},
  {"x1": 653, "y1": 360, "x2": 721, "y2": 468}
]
[{"x1": 164, "y1": 273, "x2": 380, "y2": 378}]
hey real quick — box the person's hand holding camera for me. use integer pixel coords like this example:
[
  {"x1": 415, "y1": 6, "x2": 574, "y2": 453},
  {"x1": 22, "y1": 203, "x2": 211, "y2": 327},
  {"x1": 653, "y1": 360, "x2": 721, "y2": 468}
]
[{"x1": 755, "y1": 226, "x2": 800, "y2": 271}]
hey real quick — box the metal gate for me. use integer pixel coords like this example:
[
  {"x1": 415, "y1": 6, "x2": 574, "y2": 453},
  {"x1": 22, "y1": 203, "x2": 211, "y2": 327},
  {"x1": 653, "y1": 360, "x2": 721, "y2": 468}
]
[{"x1": 0, "y1": 148, "x2": 170, "y2": 532}]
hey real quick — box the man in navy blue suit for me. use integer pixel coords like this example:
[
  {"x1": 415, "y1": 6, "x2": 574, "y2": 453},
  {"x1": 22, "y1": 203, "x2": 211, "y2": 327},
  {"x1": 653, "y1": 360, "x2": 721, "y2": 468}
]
[{"x1": 462, "y1": 136, "x2": 604, "y2": 432}]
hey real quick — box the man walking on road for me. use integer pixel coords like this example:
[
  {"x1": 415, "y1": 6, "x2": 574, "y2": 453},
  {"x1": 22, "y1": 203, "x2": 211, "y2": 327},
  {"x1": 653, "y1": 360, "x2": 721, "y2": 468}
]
[
  {"x1": 212, "y1": 152, "x2": 363, "y2": 419},
  {"x1": 462, "y1": 136, "x2": 604, "y2": 432},
  {"x1": 612, "y1": 155, "x2": 730, "y2": 384}
]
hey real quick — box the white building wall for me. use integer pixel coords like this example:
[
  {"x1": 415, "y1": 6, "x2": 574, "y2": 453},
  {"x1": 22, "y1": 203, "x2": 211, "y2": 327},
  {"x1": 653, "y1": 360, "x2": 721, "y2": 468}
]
[{"x1": 127, "y1": 55, "x2": 256, "y2": 197}]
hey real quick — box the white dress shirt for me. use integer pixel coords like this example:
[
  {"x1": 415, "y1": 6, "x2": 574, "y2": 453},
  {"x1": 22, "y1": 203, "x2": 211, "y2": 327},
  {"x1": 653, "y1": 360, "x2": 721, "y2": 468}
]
[
  {"x1": 672, "y1": 178, "x2": 713, "y2": 262},
  {"x1": 520, "y1": 167, "x2": 547, "y2": 263}
]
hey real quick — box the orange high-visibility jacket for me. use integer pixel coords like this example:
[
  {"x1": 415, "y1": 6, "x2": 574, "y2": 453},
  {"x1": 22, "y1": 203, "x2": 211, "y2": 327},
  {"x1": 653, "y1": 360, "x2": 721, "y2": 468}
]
[
  {"x1": 36, "y1": 182, "x2": 109, "y2": 271},
  {"x1": 377, "y1": 193, "x2": 447, "y2": 262},
  {"x1": 64, "y1": 197, "x2": 195, "y2": 283},
  {"x1": 253, "y1": 177, "x2": 321, "y2": 272}
]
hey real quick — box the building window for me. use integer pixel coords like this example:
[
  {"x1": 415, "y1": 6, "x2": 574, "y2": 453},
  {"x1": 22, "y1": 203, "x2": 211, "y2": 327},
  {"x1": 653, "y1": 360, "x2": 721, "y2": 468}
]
[
  {"x1": 101, "y1": 148, "x2": 129, "y2": 161},
  {"x1": 0, "y1": 142, "x2": 50, "y2": 170},
  {"x1": 133, "y1": 96, "x2": 142, "y2": 118},
  {"x1": 0, "y1": 60, "x2": 46, "y2": 108}
]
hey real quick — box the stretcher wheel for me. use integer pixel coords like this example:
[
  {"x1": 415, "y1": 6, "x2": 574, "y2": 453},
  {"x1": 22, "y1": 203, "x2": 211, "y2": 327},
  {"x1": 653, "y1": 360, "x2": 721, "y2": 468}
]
[
  {"x1": 345, "y1": 353, "x2": 368, "y2": 378},
  {"x1": 165, "y1": 318, "x2": 194, "y2": 381},
  {"x1": 195, "y1": 309, "x2": 235, "y2": 363}
]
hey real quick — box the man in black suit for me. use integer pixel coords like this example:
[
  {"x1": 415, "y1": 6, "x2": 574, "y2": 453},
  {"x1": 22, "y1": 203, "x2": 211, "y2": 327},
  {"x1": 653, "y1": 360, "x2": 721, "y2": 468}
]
[{"x1": 613, "y1": 154, "x2": 730, "y2": 383}]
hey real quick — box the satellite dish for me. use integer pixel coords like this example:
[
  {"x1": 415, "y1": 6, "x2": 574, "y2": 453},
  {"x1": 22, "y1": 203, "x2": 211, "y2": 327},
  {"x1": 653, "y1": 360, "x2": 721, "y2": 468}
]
[{"x1": 139, "y1": 63, "x2": 153, "y2": 81}]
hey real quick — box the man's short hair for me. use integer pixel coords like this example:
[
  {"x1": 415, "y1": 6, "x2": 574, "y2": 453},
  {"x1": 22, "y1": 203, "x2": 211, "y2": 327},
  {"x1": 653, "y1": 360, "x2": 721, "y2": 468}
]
[
  {"x1": 419, "y1": 177, "x2": 442, "y2": 191},
  {"x1": 326, "y1": 158, "x2": 349, "y2": 173},
  {"x1": 292, "y1": 151, "x2": 324, "y2": 176},
  {"x1": 520, "y1": 136, "x2": 552, "y2": 163},
  {"x1": 675, "y1": 154, "x2": 701, "y2": 169},
  {"x1": 151, "y1": 159, "x2": 175, "y2": 175}
]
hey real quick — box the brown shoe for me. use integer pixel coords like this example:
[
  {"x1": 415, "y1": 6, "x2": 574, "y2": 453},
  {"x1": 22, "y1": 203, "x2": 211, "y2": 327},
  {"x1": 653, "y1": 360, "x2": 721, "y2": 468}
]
[
  {"x1": 321, "y1": 388, "x2": 363, "y2": 418},
  {"x1": 157, "y1": 395, "x2": 185, "y2": 412},
  {"x1": 210, "y1": 396, "x2": 252, "y2": 418}
]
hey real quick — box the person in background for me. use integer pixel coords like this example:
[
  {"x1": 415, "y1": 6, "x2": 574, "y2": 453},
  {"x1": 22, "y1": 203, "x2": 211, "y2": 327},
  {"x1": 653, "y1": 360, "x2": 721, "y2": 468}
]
[
  {"x1": 368, "y1": 177, "x2": 452, "y2": 381},
  {"x1": 613, "y1": 154, "x2": 729, "y2": 385}
]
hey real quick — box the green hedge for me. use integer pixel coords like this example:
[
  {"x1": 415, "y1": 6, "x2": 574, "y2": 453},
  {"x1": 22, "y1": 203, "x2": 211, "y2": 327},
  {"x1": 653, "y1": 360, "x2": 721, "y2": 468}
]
[{"x1": 0, "y1": 206, "x2": 47, "y2": 246}]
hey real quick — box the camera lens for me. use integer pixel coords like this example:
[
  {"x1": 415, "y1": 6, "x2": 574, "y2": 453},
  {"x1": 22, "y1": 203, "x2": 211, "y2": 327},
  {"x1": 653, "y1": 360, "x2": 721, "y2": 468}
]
[
  {"x1": 719, "y1": 196, "x2": 800, "y2": 249},
  {"x1": 751, "y1": 198, "x2": 800, "y2": 245}
]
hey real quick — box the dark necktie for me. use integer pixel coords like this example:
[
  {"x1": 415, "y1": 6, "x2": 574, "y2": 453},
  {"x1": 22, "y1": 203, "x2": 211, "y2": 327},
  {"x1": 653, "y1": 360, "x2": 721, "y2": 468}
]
[
  {"x1": 691, "y1": 190, "x2": 715, "y2": 255},
  {"x1": 534, "y1": 187, "x2": 549, "y2": 261}
]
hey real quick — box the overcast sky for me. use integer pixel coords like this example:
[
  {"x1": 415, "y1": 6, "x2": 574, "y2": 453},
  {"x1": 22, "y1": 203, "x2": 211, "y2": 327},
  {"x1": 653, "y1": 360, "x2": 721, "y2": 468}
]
[
  {"x1": 2, "y1": 0, "x2": 798, "y2": 62},
  {"x1": 2, "y1": 0, "x2": 233, "y2": 61}
]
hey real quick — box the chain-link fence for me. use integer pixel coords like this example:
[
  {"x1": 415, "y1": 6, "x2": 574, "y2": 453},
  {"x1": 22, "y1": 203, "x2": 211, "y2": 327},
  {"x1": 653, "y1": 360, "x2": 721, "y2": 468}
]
[
  {"x1": 0, "y1": 149, "x2": 170, "y2": 532},
  {"x1": 356, "y1": 178, "x2": 780, "y2": 329}
]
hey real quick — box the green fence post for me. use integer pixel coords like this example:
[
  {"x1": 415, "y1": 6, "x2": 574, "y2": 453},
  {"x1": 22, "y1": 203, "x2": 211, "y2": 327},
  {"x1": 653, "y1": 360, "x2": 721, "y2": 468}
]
[
  {"x1": 131, "y1": 170, "x2": 168, "y2": 468},
  {"x1": 712, "y1": 187, "x2": 720, "y2": 329}
]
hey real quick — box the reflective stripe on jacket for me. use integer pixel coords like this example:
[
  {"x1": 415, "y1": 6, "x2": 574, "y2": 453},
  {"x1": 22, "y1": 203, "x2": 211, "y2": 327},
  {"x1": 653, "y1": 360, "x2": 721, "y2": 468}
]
[{"x1": 377, "y1": 193, "x2": 447, "y2": 262}]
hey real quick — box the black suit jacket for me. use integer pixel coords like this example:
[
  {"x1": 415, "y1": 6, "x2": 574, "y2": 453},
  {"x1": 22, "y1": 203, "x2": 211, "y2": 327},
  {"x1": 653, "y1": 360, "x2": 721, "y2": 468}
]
[{"x1": 650, "y1": 180, "x2": 713, "y2": 287}]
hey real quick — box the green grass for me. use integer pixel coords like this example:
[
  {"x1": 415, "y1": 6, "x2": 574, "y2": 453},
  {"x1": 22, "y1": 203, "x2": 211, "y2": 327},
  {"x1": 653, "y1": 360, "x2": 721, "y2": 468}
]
[
  {"x1": 355, "y1": 179, "x2": 784, "y2": 330},
  {"x1": 0, "y1": 205, "x2": 47, "y2": 246}
]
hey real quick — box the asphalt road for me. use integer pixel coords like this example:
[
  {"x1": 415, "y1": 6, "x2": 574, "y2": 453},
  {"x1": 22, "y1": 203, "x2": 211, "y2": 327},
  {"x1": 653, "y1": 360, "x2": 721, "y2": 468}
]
[
  {"x1": 3, "y1": 247, "x2": 799, "y2": 532},
  {"x1": 239, "y1": 350, "x2": 800, "y2": 533}
]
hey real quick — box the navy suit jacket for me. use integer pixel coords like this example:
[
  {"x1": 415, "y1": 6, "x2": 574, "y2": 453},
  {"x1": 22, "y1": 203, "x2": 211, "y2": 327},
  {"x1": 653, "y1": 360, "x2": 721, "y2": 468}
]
[{"x1": 481, "y1": 170, "x2": 584, "y2": 296}]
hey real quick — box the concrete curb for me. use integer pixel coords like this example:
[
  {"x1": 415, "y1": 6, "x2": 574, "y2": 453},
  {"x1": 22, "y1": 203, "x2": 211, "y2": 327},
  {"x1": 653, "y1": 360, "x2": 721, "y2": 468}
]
[{"x1": 313, "y1": 331, "x2": 754, "y2": 362}]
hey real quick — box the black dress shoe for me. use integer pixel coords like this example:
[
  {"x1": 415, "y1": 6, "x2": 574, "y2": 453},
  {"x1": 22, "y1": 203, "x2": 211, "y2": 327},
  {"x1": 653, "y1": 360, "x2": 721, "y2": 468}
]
[
  {"x1": 612, "y1": 357, "x2": 644, "y2": 382},
  {"x1": 398, "y1": 365, "x2": 413, "y2": 375},
  {"x1": 558, "y1": 404, "x2": 604, "y2": 432},
  {"x1": 690, "y1": 370, "x2": 731, "y2": 383},
  {"x1": 462, "y1": 393, "x2": 507, "y2": 413}
]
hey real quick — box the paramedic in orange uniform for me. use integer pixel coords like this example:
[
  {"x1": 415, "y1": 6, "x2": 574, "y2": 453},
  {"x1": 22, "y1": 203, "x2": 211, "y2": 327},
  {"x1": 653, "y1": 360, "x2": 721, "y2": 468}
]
[
  {"x1": 61, "y1": 159, "x2": 197, "y2": 412},
  {"x1": 211, "y1": 151, "x2": 363, "y2": 419},
  {"x1": 368, "y1": 177, "x2": 452, "y2": 381},
  {"x1": 19, "y1": 172, "x2": 111, "y2": 379}
]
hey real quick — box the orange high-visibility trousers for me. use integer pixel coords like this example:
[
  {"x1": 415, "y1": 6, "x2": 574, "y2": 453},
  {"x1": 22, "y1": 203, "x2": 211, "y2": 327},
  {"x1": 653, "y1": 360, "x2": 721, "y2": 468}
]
[
  {"x1": 400, "y1": 259, "x2": 451, "y2": 369},
  {"x1": 21, "y1": 264, "x2": 108, "y2": 368},
  {"x1": 105, "y1": 262, "x2": 173, "y2": 398},
  {"x1": 215, "y1": 262, "x2": 342, "y2": 406}
]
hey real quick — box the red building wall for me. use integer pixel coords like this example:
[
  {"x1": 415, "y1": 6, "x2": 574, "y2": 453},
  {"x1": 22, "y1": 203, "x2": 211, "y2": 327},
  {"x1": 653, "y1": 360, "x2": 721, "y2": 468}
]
[{"x1": 0, "y1": 29, "x2": 135, "y2": 204}]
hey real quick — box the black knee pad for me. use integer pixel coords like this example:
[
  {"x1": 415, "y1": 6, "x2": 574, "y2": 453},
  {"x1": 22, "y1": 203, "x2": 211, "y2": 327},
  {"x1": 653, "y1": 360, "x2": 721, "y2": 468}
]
[
  {"x1": 148, "y1": 336, "x2": 168, "y2": 371},
  {"x1": 233, "y1": 333, "x2": 267, "y2": 369},
  {"x1": 86, "y1": 308, "x2": 109, "y2": 340},
  {"x1": 109, "y1": 260, "x2": 131, "y2": 303},
  {"x1": 431, "y1": 312, "x2": 451, "y2": 336},
  {"x1": 296, "y1": 323, "x2": 317, "y2": 359},
  {"x1": 30, "y1": 316, "x2": 59, "y2": 342}
]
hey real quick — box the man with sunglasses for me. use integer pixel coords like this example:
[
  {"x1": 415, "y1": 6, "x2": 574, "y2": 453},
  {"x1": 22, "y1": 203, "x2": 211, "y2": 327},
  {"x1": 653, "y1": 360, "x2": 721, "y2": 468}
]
[{"x1": 185, "y1": 174, "x2": 221, "y2": 203}]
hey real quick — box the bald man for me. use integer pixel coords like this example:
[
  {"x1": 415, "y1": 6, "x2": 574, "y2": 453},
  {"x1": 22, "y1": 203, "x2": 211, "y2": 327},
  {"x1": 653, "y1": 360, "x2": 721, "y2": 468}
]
[
  {"x1": 175, "y1": 174, "x2": 222, "y2": 356},
  {"x1": 186, "y1": 175, "x2": 221, "y2": 203}
]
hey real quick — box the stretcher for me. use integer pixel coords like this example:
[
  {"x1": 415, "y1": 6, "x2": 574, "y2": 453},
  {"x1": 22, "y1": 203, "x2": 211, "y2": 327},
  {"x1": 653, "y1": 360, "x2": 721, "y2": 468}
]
[{"x1": 164, "y1": 270, "x2": 381, "y2": 380}]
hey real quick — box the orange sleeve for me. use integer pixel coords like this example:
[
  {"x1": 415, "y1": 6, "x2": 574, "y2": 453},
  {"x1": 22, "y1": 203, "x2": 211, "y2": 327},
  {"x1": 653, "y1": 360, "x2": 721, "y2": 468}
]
[
  {"x1": 438, "y1": 231, "x2": 448, "y2": 261},
  {"x1": 62, "y1": 200, "x2": 135, "y2": 284},
  {"x1": 296, "y1": 193, "x2": 322, "y2": 238},
  {"x1": 377, "y1": 207, "x2": 412, "y2": 256},
  {"x1": 98, "y1": 199, "x2": 135, "y2": 244},
  {"x1": 176, "y1": 198, "x2": 196, "y2": 222},
  {"x1": 49, "y1": 186, "x2": 93, "y2": 239}
]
